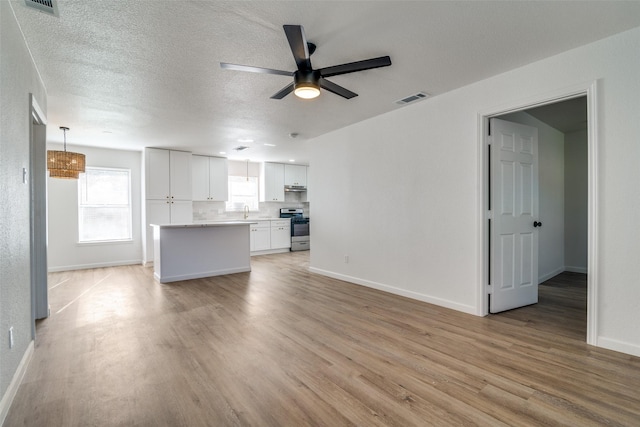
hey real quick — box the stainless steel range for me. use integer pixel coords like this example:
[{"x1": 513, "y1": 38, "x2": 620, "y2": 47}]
[{"x1": 279, "y1": 208, "x2": 309, "y2": 251}]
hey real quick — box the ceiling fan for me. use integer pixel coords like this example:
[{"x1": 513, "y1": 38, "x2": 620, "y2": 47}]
[{"x1": 220, "y1": 25, "x2": 392, "y2": 100}]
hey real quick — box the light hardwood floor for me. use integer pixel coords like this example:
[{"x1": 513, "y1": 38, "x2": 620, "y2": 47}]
[{"x1": 5, "y1": 253, "x2": 640, "y2": 426}]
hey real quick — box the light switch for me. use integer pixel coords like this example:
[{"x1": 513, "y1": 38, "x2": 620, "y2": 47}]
[{"x1": 23, "y1": 168, "x2": 28, "y2": 184}]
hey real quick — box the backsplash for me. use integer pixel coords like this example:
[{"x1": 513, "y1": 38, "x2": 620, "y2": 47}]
[{"x1": 193, "y1": 195, "x2": 309, "y2": 221}]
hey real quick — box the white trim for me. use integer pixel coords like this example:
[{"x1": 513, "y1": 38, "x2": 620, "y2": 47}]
[
  {"x1": 154, "y1": 266, "x2": 251, "y2": 284},
  {"x1": 47, "y1": 259, "x2": 142, "y2": 272},
  {"x1": 538, "y1": 267, "x2": 565, "y2": 284},
  {"x1": 477, "y1": 80, "x2": 599, "y2": 346},
  {"x1": 565, "y1": 266, "x2": 588, "y2": 274},
  {"x1": 0, "y1": 341, "x2": 34, "y2": 425},
  {"x1": 250, "y1": 248, "x2": 291, "y2": 256},
  {"x1": 585, "y1": 80, "x2": 599, "y2": 346},
  {"x1": 310, "y1": 267, "x2": 477, "y2": 315},
  {"x1": 29, "y1": 95, "x2": 46, "y2": 126},
  {"x1": 597, "y1": 337, "x2": 640, "y2": 358}
]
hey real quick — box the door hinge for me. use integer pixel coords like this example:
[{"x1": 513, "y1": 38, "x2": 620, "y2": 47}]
[
  {"x1": 487, "y1": 210, "x2": 492, "y2": 219},
  {"x1": 487, "y1": 284, "x2": 493, "y2": 294}
]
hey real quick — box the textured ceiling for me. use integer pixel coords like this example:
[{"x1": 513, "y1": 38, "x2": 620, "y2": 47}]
[{"x1": 9, "y1": 1, "x2": 640, "y2": 163}]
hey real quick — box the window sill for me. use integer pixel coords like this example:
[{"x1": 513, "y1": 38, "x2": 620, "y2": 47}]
[{"x1": 77, "y1": 239, "x2": 134, "y2": 246}]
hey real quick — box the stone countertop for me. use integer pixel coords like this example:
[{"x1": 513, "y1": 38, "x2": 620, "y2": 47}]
[{"x1": 150, "y1": 221, "x2": 257, "y2": 228}]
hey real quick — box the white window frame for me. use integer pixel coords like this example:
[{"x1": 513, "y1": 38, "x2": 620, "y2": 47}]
[
  {"x1": 78, "y1": 166, "x2": 133, "y2": 243},
  {"x1": 225, "y1": 175, "x2": 259, "y2": 212}
]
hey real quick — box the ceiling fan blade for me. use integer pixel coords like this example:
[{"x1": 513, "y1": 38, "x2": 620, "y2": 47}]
[
  {"x1": 220, "y1": 62, "x2": 292, "y2": 76},
  {"x1": 270, "y1": 83, "x2": 295, "y2": 99},
  {"x1": 283, "y1": 25, "x2": 312, "y2": 71},
  {"x1": 319, "y1": 56, "x2": 392, "y2": 78},
  {"x1": 319, "y1": 78, "x2": 358, "y2": 99}
]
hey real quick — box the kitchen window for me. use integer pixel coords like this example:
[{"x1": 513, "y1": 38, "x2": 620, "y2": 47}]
[
  {"x1": 226, "y1": 175, "x2": 259, "y2": 212},
  {"x1": 78, "y1": 167, "x2": 132, "y2": 243}
]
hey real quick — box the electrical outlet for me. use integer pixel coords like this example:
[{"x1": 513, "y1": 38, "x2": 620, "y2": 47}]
[
  {"x1": 344, "y1": 255, "x2": 349, "y2": 263},
  {"x1": 9, "y1": 326, "x2": 14, "y2": 349}
]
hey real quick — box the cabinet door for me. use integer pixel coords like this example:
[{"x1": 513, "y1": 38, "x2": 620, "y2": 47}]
[
  {"x1": 262, "y1": 162, "x2": 285, "y2": 202},
  {"x1": 170, "y1": 200, "x2": 193, "y2": 224},
  {"x1": 191, "y1": 155, "x2": 210, "y2": 201},
  {"x1": 270, "y1": 221, "x2": 291, "y2": 249},
  {"x1": 170, "y1": 150, "x2": 192, "y2": 200},
  {"x1": 145, "y1": 148, "x2": 171, "y2": 200},
  {"x1": 209, "y1": 157, "x2": 228, "y2": 201},
  {"x1": 284, "y1": 164, "x2": 307, "y2": 187},
  {"x1": 145, "y1": 199, "x2": 171, "y2": 262},
  {"x1": 251, "y1": 226, "x2": 271, "y2": 251}
]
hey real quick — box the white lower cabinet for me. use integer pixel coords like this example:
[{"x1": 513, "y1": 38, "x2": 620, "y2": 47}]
[
  {"x1": 250, "y1": 221, "x2": 271, "y2": 252},
  {"x1": 250, "y1": 219, "x2": 291, "y2": 254},
  {"x1": 145, "y1": 200, "x2": 193, "y2": 262},
  {"x1": 270, "y1": 220, "x2": 291, "y2": 250}
]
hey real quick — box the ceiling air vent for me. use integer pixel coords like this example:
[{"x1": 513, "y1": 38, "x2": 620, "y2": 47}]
[
  {"x1": 395, "y1": 92, "x2": 430, "y2": 106},
  {"x1": 234, "y1": 146, "x2": 250, "y2": 152},
  {"x1": 24, "y1": 0, "x2": 59, "y2": 16}
]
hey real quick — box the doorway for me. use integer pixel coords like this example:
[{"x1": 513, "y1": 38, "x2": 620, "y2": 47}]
[
  {"x1": 29, "y1": 94, "x2": 48, "y2": 333},
  {"x1": 478, "y1": 82, "x2": 599, "y2": 345}
]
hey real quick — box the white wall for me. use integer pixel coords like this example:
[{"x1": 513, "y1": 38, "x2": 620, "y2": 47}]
[
  {"x1": 310, "y1": 27, "x2": 640, "y2": 356},
  {"x1": 0, "y1": 0, "x2": 47, "y2": 417},
  {"x1": 564, "y1": 129, "x2": 588, "y2": 272},
  {"x1": 47, "y1": 145, "x2": 143, "y2": 271},
  {"x1": 498, "y1": 111, "x2": 565, "y2": 282}
]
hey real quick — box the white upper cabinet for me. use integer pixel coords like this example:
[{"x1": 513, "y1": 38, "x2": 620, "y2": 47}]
[
  {"x1": 192, "y1": 155, "x2": 228, "y2": 201},
  {"x1": 145, "y1": 148, "x2": 171, "y2": 200},
  {"x1": 284, "y1": 164, "x2": 307, "y2": 187},
  {"x1": 169, "y1": 150, "x2": 192, "y2": 200},
  {"x1": 145, "y1": 148, "x2": 192, "y2": 201},
  {"x1": 260, "y1": 162, "x2": 285, "y2": 202}
]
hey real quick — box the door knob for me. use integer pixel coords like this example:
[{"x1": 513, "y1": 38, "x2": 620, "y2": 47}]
[{"x1": 533, "y1": 221, "x2": 542, "y2": 228}]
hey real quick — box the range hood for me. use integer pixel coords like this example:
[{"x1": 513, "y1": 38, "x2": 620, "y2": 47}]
[{"x1": 284, "y1": 185, "x2": 307, "y2": 192}]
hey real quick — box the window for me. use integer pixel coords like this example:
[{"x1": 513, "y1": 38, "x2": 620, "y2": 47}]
[
  {"x1": 78, "y1": 167, "x2": 132, "y2": 242},
  {"x1": 225, "y1": 176, "x2": 259, "y2": 212}
]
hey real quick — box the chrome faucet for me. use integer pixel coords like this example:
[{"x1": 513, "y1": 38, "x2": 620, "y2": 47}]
[{"x1": 243, "y1": 205, "x2": 249, "y2": 219}]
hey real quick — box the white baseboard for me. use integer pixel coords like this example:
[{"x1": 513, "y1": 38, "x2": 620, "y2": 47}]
[
  {"x1": 0, "y1": 341, "x2": 34, "y2": 425},
  {"x1": 309, "y1": 267, "x2": 477, "y2": 316},
  {"x1": 597, "y1": 336, "x2": 640, "y2": 358},
  {"x1": 565, "y1": 265, "x2": 588, "y2": 274},
  {"x1": 154, "y1": 266, "x2": 251, "y2": 283},
  {"x1": 538, "y1": 267, "x2": 565, "y2": 284},
  {"x1": 250, "y1": 248, "x2": 290, "y2": 256},
  {"x1": 48, "y1": 259, "x2": 142, "y2": 272}
]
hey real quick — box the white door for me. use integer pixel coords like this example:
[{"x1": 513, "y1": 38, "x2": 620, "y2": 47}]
[{"x1": 490, "y1": 118, "x2": 539, "y2": 313}]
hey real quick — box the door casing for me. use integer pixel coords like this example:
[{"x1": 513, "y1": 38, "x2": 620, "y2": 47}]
[{"x1": 477, "y1": 81, "x2": 599, "y2": 345}]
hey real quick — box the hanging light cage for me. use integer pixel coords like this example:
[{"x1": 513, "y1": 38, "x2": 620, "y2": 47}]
[{"x1": 47, "y1": 127, "x2": 85, "y2": 179}]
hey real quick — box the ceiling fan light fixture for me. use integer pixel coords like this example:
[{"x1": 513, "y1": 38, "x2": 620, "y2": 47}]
[
  {"x1": 293, "y1": 70, "x2": 321, "y2": 99},
  {"x1": 294, "y1": 84, "x2": 320, "y2": 99}
]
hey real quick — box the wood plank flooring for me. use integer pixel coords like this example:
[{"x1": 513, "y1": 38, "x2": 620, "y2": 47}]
[{"x1": 5, "y1": 254, "x2": 640, "y2": 426}]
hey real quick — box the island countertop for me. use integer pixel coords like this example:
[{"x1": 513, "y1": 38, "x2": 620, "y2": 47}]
[{"x1": 150, "y1": 221, "x2": 257, "y2": 228}]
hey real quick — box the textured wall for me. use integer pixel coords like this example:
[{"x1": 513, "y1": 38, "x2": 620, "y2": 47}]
[
  {"x1": 0, "y1": 1, "x2": 47, "y2": 400},
  {"x1": 310, "y1": 27, "x2": 640, "y2": 356},
  {"x1": 46, "y1": 145, "x2": 143, "y2": 271}
]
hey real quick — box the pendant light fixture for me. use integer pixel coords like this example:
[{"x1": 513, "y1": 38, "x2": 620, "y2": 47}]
[{"x1": 47, "y1": 126, "x2": 85, "y2": 179}]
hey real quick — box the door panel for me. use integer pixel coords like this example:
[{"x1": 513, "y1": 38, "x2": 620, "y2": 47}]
[{"x1": 490, "y1": 118, "x2": 539, "y2": 313}]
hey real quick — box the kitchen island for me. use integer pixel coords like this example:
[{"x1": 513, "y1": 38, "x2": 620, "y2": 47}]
[{"x1": 150, "y1": 221, "x2": 254, "y2": 283}]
